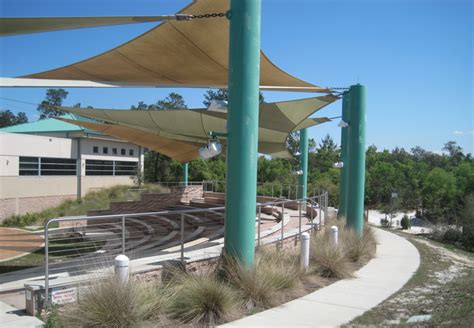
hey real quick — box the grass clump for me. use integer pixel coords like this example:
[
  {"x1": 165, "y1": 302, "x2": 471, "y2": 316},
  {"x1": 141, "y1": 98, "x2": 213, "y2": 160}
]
[
  {"x1": 309, "y1": 231, "x2": 353, "y2": 279},
  {"x1": 341, "y1": 226, "x2": 377, "y2": 262},
  {"x1": 63, "y1": 275, "x2": 167, "y2": 327},
  {"x1": 168, "y1": 270, "x2": 241, "y2": 326},
  {"x1": 222, "y1": 247, "x2": 303, "y2": 310}
]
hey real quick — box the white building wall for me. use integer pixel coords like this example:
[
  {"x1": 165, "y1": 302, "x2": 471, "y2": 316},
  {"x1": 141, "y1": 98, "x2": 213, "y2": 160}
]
[{"x1": 0, "y1": 132, "x2": 144, "y2": 221}]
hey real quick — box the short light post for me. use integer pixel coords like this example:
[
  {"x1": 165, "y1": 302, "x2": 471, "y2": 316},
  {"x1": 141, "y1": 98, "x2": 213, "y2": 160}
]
[
  {"x1": 114, "y1": 254, "x2": 129, "y2": 285},
  {"x1": 300, "y1": 232, "x2": 310, "y2": 270}
]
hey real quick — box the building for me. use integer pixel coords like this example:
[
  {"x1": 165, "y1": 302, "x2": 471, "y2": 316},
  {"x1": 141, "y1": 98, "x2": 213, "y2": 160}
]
[{"x1": 0, "y1": 114, "x2": 144, "y2": 222}]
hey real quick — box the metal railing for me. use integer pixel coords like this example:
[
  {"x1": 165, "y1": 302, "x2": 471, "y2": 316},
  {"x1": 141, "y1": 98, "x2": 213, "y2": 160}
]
[
  {"x1": 141, "y1": 180, "x2": 331, "y2": 200},
  {"x1": 42, "y1": 189, "x2": 329, "y2": 303}
]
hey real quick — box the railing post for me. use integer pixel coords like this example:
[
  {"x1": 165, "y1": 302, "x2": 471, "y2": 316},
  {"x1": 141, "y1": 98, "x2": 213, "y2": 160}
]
[
  {"x1": 44, "y1": 221, "x2": 50, "y2": 304},
  {"x1": 257, "y1": 203, "x2": 261, "y2": 249},
  {"x1": 319, "y1": 192, "x2": 322, "y2": 228},
  {"x1": 122, "y1": 216, "x2": 126, "y2": 254},
  {"x1": 297, "y1": 200, "x2": 302, "y2": 245},
  {"x1": 180, "y1": 213, "x2": 185, "y2": 265},
  {"x1": 280, "y1": 201, "x2": 285, "y2": 249}
]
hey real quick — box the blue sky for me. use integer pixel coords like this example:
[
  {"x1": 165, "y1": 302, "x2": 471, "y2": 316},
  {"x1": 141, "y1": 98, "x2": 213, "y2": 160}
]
[{"x1": 0, "y1": 0, "x2": 472, "y2": 154}]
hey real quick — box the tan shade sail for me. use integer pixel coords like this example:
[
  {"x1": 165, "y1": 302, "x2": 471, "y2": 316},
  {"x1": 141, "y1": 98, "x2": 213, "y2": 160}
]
[
  {"x1": 0, "y1": 16, "x2": 185, "y2": 37},
  {"x1": 22, "y1": 0, "x2": 330, "y2": 92},
  {"x1": 55, "y1": 94, "x2": 338, "y2": 162}
]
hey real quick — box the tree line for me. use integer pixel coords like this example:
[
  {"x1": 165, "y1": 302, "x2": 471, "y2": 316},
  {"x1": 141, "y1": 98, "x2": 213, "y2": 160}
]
[{"x1": 2, "y1": 89, "x2": 473, "y2": 228}]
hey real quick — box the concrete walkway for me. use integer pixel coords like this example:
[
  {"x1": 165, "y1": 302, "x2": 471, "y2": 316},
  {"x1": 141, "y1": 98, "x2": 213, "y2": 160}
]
[
  {"x1": 222, "y1": 228, "x2": 420, "y2": 328},
  {"x1": 0, "y1": 301, "x2": 44, "y2": 328}
]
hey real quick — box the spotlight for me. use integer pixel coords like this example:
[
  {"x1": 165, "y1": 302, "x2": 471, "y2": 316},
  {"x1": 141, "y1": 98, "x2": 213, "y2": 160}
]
[
  {"x1": 294, "y1": 151, "x2": 301, "y2": 156},
  {"x1": 294, "y1": 170, "x2": 303, "y2": 175},
  {"x1": 337, "y1": 120, "x2": 349, "y2": 128},
  {"x1": 199, "y1": 140, "x2": 223, "y2": 159},
  {"x1": 334, "y1": 162, "x2": 344, "y2": 168},
  {"x1": 207, "y1": 99, "x2": 228, "y2": 112}
]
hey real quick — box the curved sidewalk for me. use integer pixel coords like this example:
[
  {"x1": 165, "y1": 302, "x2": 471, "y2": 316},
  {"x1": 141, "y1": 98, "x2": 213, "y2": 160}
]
[{"x1": 222, "y1": 228, "x2": 420, "y2": 328}]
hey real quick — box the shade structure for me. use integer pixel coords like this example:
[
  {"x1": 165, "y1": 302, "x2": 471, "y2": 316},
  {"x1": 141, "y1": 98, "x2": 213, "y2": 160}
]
[
  {"x1": 0, "y1": 16, "x2": 185, "y2": 36},
  {"x1": 17, "y1": 0, "x2": 330, "y2": 92},
  {"x1": 55, "y1": 94, "x2": 339, "y2": 162}
]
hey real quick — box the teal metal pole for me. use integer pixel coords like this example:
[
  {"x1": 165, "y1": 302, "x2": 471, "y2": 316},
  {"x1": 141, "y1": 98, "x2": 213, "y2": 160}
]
[
  {"x1": 338, "y1": 93, "x2": 350, "y2": 219},
  {"x1": 346, "y1": 84, "x2": 367, "y2": 235},
  {"x1": 224, "y1": 0, "x2": 261, "y2": 266},
  {"x1": 182, "y1": 162, "x2": 188, "y2": 186},
  {"x1": 298, "y1": 128, "x2": 308, "y2": 200}
]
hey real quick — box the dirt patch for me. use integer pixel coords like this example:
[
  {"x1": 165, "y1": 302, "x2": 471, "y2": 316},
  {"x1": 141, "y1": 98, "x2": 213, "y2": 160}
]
[{"x1": 345, "y1": 233, "x2": 474, "y2": 327}]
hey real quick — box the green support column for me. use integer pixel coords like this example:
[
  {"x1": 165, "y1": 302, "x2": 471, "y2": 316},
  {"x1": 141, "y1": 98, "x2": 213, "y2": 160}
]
[
  {"x1": 298, "y1": 128, "x2": 308, "y2": 200},
  {"x1": 182, "y1": 162, "x2": 188, "y2": 186},
  {"x1": 346, "y1": 84, "x2": 367, "y2": 235},
  {"x1": 338, "y1": 93, "x2": 350, "y2": 219},
  {"x1": 224, "y1": 0, "x2": 261, "y2": 265}
]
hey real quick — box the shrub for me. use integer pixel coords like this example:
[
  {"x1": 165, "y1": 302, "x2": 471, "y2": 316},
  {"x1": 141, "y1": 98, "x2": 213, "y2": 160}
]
[
  {"x1": 222, "y1": 255, "x2": 279, "y2": 309},
  {"x1": 221, "y1": 247, "x2": 302, "y2": 310},
  {"x1": 401, "y1": 215, "x2": 411, "y2": 230},
  {"x1": 342, "y1": 227, "x2": 377, "y2": 262},
  {"x1": 62, "y1": 275, "x2": 166, "y2": 327},
  {"x1": 168, "y1": 271, "x2": 241, "y2": 325},
  {"x1": 380, "y1": 218, "x2": 392, "y2": 228},
  {"x1": 309, "y1": 232, "x2": 353, "y2": 279}
]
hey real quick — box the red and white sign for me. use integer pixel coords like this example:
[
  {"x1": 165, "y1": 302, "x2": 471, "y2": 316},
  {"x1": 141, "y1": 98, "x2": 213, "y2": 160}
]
[{"x1": 51, "y1": 287, "x2": 77, "y2": 305}]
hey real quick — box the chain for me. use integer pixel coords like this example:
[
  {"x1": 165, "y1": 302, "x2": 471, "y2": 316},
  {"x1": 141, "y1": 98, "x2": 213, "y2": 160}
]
[
  {"x1": 192, "y1": 12, "x2": 227, "y2": 19},
  {"x1": 175, "y1": 12, "x2": 228, "y2": 21}
]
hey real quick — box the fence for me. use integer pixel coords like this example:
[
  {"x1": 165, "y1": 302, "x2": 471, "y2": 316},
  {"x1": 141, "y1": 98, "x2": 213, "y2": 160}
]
[{"x1": 43, "y1": 189, "x2": 329, "y2": 303}]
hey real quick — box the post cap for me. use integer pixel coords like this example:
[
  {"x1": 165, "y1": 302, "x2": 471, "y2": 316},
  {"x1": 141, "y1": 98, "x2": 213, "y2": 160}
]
[
  {"x1": 114, "y1": 254, "x2": 129, "y2": 266},
  {"x1": 301, "y1": 232, "x2": 310, "y2": 240},
  {"x1": 331, "y1": 226, "x2": 339, "y2": 232}
]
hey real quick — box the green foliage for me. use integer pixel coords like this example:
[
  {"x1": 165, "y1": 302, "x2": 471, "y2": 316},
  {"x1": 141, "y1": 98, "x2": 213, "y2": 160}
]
[
  {"x1": 37, "y1": 88, "x2": 68, "y2": 119},
  {"x1": 0, "y1": 109, "x2": 28, "y2": 127},
  {"x1": 1, "y1": 185, "x2": 144, "y2": 227},
  {"x1": 365, "y1": 142, "x2": 473, "y2": 225},
  {"x1": 44, "y1": 305, "x2": 63, "y2": 328},
  {"x1": 401, "y1": 215, "x2": 411, "y2": 230}
]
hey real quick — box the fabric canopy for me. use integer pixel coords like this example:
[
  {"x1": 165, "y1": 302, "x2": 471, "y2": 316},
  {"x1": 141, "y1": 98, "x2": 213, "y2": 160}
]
[
  {"x1": 0, "y1": 16, "x2": 184, "y2": 36},
  {"x1": 55, "y1": 94, "x2": 339, "y2": 162},
  {"x1": 21, "y1": 0, "x2": 330, "y2": 92}
]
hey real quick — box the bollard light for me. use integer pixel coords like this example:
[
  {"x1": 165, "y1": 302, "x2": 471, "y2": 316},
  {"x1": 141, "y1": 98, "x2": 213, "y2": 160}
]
[
  {"x1": 114, "y1": 254, "x2": 129, "y2": 285},
  {"x1": 300, "y1": 232, "x2": 310, "y2": 270},
  {"x1": 330, "y1": 226, "x2": 339, "y2": 247}
]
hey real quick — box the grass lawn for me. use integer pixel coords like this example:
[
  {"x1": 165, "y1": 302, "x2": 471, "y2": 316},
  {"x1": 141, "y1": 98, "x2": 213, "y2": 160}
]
[
  {"x1": 0, "y1": 184, "x2": 167, "y2": 228},
  {"x1": 344, "y1": 232, "x2": 474, "y2": 327}
]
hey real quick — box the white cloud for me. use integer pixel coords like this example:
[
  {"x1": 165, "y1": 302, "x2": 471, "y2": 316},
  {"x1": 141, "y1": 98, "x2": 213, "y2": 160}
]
[{"x1": 452, "y1": 130, "x2": 474, "y2": 136}]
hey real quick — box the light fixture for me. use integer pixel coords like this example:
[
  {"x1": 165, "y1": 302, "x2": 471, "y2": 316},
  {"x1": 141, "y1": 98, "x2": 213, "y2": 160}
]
[
  {"x1": 337, "y1": 120, "x2": 349, "y2": 128},
  {"x1": 294, "y1": 151, "x2": 301, "y2": 156},
  {"x1": 334, "y1": 161, "x2": 344, "y2": 169},
  {"x1": 207, "y1": 99, "x2": 228, "y2": 112},
  {"x1": 199, "y1": 140, "x2": 223, "y2": 159},
  {"x1": 294, "y1": 170, "x2": 303, "y2": 175}
]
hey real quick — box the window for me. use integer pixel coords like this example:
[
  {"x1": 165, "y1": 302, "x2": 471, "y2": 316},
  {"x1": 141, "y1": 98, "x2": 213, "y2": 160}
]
[
  {"x1": 19, "y1": 157, "x2": 77, "y2": 176},
  {"x1": 19, "y1": 157, "x2": 39, "y2": 176},
  {"x1": 103, "y1": 147, "x2": 108, "y2": 154},
  {"x1": 85, "y1": 160, "x2": 113, "y2": 176},
  {"x1": 93, "y1": 146, "x2": 99, "y2": 154},
  {"x1": 40, "y1": 158, "x2": 76, "y2": 176},
  {"x1": 112, "y1": 148, "x2": 118, "y2": 155},
  {"x1": 115, "y1": 161, "x2": 138, "y2": 176},
  {"x1": 85, "y1": 160, "x2": 137, "y2": 176},
  {"x1": 121, "y1": 148, "x2": 126, "y2": 155},
  {"x1": 129, "y1": 149, "x2": 134, "y2": 156}
]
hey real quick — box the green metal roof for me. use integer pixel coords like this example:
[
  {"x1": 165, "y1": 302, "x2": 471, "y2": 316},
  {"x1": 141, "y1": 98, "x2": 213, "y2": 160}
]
[{"x1": 0, "y1": 113, "x2": 97, "y2": 134}]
